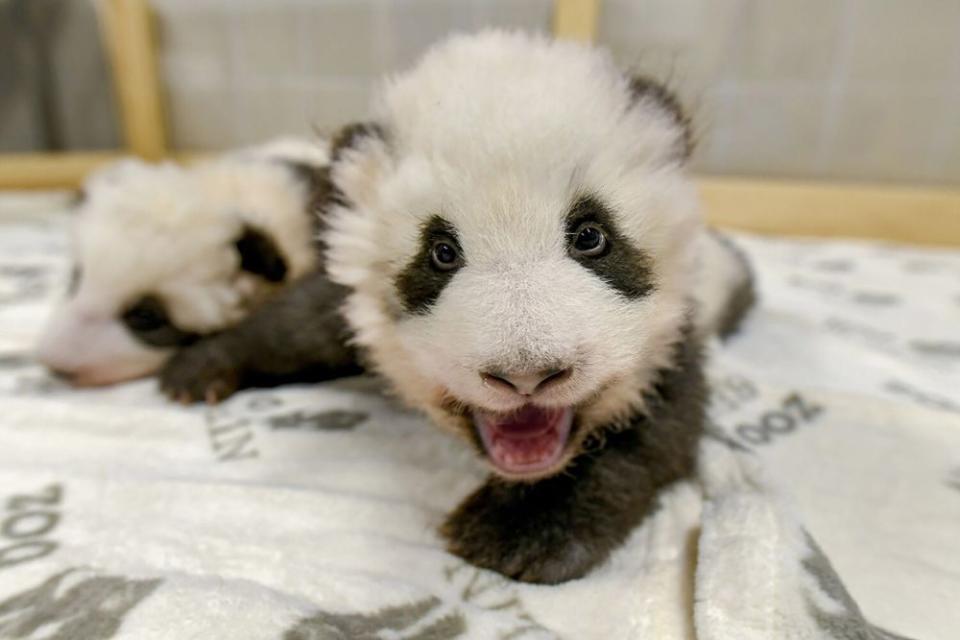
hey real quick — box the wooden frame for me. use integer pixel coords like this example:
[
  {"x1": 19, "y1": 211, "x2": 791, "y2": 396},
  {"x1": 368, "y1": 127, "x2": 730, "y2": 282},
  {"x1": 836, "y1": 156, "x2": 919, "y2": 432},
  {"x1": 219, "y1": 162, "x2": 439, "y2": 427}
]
[
  {"x1": 0, "y1": 0, "x2": 165, "y2": 191},
  {"x1": 97, "y1": 0, "x2": 168, "y2": 160},
  {"x1": 552, "y1": 0, "x2": 601, "y2": 42},
  {"x1": 0, "y1": 0, "x2": 958, "y2": 247},
  {"x1": 700, "y1": 178, "x2": 960, "y2": 248}
]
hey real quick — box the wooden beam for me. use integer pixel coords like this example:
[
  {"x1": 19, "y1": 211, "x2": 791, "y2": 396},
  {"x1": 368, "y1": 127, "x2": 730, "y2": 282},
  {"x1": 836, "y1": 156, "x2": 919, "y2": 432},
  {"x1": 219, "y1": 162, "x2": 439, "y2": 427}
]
[
  {"x1": 553, "y1": 0, "x2": 601, "y2": 43},
  {"x1": 0, "y1": 152, "x2": 126, "y2": 190},
  {"x1": 96, "y1": 0, "x2": 168, "y2": 159},
  {"x1": 700, "y1": 177, "x2": 960, "y2": 247},
  {"x1": 0, "y1": 151, "x2": 207, "y2": 191}
]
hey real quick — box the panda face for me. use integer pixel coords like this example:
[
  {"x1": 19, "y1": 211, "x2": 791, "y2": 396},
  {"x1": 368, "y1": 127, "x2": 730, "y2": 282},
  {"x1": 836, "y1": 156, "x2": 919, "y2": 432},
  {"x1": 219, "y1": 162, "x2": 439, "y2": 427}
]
[
  {"x1": 324, "y1": 32, "x2": 701, "y2": 480},
  {"x1": 36, "y1": 153, "x2": 319, "y2": 387}
]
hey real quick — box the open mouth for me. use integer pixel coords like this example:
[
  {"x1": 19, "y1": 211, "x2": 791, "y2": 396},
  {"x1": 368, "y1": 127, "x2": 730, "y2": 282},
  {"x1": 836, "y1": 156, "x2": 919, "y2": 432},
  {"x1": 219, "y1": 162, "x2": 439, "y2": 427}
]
[{"x1": 472, "y1": 405, "x2": 574, "y2": 477}]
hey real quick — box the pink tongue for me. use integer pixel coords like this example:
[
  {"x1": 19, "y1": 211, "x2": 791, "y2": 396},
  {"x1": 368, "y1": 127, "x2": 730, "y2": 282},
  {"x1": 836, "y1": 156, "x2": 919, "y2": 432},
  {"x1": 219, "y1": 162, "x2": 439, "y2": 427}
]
[{"x1": 474, "y1": 406, "x2": 573, "y2": 475}]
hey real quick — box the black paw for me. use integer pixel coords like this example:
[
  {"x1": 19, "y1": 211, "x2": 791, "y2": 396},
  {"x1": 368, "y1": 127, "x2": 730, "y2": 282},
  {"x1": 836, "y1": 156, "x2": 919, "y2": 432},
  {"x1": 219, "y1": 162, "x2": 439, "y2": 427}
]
[
  {"x1": 159, "y1": 339, "x2": 242, "y2": 405},
  {"x1": 441, "y1": 480, "x2": 606, "y2": 584}
]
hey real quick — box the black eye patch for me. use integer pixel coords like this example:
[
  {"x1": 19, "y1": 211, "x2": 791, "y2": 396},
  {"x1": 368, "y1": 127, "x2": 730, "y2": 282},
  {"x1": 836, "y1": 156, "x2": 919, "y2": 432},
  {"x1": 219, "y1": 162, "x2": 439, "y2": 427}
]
[
  {"x1": 121, "y1": 295, "x2": 200, "y2": 349},
  {"x1": 395, "y1": 216, "x2": 463, "y2": 315},
  {"x1": 235, "y1": 226, "x2": 288, "y2": 283},
  {"x1": 565, "y1": 195, "x2": 654, "y2": 299}
]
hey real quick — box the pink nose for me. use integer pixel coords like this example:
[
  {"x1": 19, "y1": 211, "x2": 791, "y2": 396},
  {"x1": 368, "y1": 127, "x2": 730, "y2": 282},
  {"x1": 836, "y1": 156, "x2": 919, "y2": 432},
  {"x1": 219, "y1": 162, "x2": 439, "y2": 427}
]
[{"x1": 480, "y1": 368, "x2": 572, "y2": 396}]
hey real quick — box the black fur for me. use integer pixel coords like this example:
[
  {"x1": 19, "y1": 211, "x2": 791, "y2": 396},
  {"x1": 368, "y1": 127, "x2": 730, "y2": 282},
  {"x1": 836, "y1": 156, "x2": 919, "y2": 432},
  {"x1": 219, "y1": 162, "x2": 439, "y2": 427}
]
[
  {"x1": 565, "y1": 194, "x2": 655, "y2": 299},
  {"x1": 711, "y1": 231, "x2": 756, "y2": 339},
  {"x1": 628, "y1": 75, "x2": 693, "y2": 161},
  {"x1": 122, "y1": 295, "x2": 200, "y2": 349},
  {"x1": 158, "y1": 124, "x2": 366, "y2": 402},
  {"x1": 394, "y1": 216, "x2": 463, "y2": 314},
  {"x1": 159, "y1": 269, "x2": 361, "y2": 402},
  {"x1": 281, "y1": 160, "x2": 332, "y2": 236},
  {"x1": 67, "y1": 264, "x2": 81, "y2": 297},
  {"x1": 330, "y1": 122, "x2": 386, "y2": 163},
  {"x1": 282, "y1": 160, "x2": 327, "y2": 197},
  {"x1": 443, "y1": 328, "x2": 706, "y2": 584},
  {"x1": 236, "y1": 226, "x2": 288, "y2": 282}
]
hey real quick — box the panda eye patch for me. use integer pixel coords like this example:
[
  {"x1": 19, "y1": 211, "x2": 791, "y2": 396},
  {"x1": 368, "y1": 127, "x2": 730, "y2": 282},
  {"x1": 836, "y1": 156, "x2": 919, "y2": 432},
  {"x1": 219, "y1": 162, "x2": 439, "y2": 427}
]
[
  {"x1": 571, "y1": 223, "x2": 608, "y2": 257},
  {"x1": 564, "y1": 194, "x2": 654, "y2": 299},
  {"x1": 395, "y1": 215, "x2": 463, "y2": 314},
  {"x1": 122, "y1": 296, "x2": 169, "y2": 333},
  {"x1": 430, "y1": 239, "x2": 462, "y2": 271},
  {"x1": 120, "y1": 295, "x2": 200, "y2": 348}
]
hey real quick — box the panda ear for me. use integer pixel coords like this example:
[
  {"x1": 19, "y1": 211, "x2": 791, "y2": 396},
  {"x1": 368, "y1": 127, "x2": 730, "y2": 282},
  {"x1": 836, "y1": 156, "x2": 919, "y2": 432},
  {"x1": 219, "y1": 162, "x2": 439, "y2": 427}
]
[
  {"x1": 330, "y1": 122, "x2": 387, "y2": 163},
  {"x1": 626, "y1": 76, "x2": 693, "y2": 162},
  {"x1": 235, "y1": 225, "x2": 288, "y2": 282},
  {"x1": 324, "y1": 122, "x2": 391, "y2": 212}
]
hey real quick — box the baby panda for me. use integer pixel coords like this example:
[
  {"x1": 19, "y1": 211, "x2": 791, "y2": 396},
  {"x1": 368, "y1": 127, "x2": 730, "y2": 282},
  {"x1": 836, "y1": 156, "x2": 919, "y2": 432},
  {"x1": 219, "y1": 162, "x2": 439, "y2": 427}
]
[
  {"x1": 161, "y1": 31, "x2": 755, "y2": 583},
  {"x1": 35, "y1": 138, "x2": 338, "y2": 389}
]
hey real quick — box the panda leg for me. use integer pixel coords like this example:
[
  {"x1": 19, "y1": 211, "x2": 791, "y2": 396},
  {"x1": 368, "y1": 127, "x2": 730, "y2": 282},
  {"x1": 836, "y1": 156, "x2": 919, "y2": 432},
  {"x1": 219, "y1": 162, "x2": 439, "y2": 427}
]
[
  {"x1": 443, "y1": 334, "x2": 706, "y2": 584},
  {"x1": 159, "y1": 269, "x2": 360, "y2": 403},
  {"x1": 441, "y1": 427, "x2": 665, "y2": 584}
]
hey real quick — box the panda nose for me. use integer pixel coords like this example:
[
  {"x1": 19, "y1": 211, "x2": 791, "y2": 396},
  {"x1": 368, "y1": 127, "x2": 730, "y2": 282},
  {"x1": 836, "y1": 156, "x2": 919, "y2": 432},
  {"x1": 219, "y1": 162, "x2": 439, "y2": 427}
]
[{"x1": 480, "y1": 368, "x2": 572, "y2": 396}]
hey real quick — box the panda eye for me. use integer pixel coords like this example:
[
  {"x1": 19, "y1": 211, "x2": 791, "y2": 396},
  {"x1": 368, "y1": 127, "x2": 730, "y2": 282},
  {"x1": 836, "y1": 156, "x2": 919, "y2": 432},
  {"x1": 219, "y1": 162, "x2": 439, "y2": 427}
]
[
  {"x1": 571, "y1": 223, "x2": 608, "y2": 257},
  {"x1": 122, "y1": 296, "x2": 170, "y2": 333},
  {"x1": 430, "y1": 239, "x2": 462, "y2": 271}
]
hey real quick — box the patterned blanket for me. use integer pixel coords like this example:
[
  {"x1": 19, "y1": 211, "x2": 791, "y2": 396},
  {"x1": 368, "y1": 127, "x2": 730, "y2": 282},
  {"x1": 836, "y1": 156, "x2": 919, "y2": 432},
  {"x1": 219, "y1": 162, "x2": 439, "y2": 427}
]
[{"x1": 0, "y1": 193, "x2": 957, "y2": 639}]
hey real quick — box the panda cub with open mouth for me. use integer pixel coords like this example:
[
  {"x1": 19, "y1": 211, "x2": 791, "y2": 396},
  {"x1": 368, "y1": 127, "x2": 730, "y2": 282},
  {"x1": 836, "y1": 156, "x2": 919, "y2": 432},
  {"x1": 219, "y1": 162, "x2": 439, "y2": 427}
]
[
  {"x1": 324, "y1": 31, "x2": 750, "y2": 582},
  {"x1": 165, "y1": 31, "x2": 754, "y2": 584}
]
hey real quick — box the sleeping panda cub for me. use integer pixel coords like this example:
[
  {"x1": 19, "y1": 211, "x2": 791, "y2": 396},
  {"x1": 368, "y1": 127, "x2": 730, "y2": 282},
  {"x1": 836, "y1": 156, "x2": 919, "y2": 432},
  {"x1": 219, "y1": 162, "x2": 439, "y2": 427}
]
[
  {"x1": 35, "y1": 138, "x2": 346, "y2": 389},
  {"x1": 162, "y1": 32, "x2": 754, "y2": 583}
]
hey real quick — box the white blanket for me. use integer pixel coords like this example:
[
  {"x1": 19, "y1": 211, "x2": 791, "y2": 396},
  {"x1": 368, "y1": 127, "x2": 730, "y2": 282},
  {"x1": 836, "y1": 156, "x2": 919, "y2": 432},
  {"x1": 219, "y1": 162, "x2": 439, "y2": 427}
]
[{"x1": 0, "y1": 194, "x2": 957, "y2": 639}]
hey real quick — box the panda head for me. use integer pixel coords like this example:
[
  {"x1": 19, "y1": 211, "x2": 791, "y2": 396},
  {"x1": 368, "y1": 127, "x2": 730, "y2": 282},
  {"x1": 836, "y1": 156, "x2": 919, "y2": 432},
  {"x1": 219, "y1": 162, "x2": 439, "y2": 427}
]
[
  {"x1": 37, "y1": 145, "x2": 322, "y2": 387},
  {"x1": 324, "y1": 31, "x2": 701, "y2": 481}
]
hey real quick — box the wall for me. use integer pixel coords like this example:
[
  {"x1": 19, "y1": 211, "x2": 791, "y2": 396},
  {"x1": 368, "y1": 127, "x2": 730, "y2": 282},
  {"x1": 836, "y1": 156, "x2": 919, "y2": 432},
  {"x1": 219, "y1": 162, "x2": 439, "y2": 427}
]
[
  {"x1": 3, "y1": 0, "x2": 957, "y2": 186},
  {"x1": 600, "y1": 0, "x2": 960, "y2": 184},
  {"x1": 152, "y1": 0, "x2": 553, "y2": 149}
]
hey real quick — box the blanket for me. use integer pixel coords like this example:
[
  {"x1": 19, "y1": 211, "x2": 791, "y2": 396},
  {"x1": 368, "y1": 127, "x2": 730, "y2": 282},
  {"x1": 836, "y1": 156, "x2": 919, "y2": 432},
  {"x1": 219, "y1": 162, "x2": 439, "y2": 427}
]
[{"x1": 0, "y1": 193, "x2": 957, "y2": 639}]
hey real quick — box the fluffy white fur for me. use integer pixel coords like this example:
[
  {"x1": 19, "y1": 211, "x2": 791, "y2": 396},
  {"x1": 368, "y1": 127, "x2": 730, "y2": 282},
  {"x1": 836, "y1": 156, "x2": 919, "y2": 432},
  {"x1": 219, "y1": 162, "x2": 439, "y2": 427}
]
[
  {"x1": 37, "y1": 138, "x2": 327, "y2": 386},
  {"x1": 324, "y1": 32, "x2": 711, "y2": 473}
]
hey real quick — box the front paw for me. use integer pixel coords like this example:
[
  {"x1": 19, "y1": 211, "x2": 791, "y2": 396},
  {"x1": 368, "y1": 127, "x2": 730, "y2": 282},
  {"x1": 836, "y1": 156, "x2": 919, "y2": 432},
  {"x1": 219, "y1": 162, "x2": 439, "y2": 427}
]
[
  {"x1": 441, "y1": 481, "x2": 604, "y2": 584},
  {"x1": 159, "y1": 340, "x2": 242, "y2": 405}
]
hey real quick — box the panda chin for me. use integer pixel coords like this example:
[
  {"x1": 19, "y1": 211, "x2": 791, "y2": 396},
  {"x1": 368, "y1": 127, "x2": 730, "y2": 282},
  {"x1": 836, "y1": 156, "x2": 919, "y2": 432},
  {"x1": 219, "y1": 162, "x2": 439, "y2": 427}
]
[{"x1": 472, "y1": 405, "x2": 574, "y2": 479}]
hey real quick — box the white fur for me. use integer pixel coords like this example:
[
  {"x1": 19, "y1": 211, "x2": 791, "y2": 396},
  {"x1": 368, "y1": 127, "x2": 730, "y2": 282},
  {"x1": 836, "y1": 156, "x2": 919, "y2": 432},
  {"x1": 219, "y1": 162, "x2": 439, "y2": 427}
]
[
  {"x1": 324, "y1": 32, "x2": 705, "y2": 464},
  {"x1": 37, "y1": 138, "x2": 328, "y2": 385}
]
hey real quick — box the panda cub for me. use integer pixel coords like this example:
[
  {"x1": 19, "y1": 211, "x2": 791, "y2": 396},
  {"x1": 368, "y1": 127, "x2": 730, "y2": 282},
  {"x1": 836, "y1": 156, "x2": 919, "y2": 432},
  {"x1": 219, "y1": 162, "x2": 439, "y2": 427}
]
[
  {"x1": 162, "y1": 32, "x2": 754, "y2": 583},
  {"x1": 36, "y1": 139, "x2": 336, "y2": 388}
]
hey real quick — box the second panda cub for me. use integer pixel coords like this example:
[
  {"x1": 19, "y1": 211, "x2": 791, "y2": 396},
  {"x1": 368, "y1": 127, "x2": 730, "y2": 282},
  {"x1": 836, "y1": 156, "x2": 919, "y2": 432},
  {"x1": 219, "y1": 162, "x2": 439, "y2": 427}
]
[
  {"x1": 35, "y1": 139, "x2": 349, "y2": 389},
  {"x1": 165, "y1": 32, "x2": 753, "y2": 583}
]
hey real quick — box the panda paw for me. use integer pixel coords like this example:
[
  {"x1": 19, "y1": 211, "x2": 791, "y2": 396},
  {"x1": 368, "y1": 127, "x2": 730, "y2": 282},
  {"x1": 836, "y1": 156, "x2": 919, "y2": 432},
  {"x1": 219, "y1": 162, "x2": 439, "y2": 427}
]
[
  {"x1": 159, "y1": 340, "x2": 242, "y2": 405},
  {"x1": 441, "y1": 482, "x2": 602, "y2": 585}
]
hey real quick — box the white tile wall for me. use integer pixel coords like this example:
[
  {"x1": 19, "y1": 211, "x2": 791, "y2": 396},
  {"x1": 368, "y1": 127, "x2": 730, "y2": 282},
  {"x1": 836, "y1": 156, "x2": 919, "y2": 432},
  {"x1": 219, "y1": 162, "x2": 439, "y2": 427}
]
[
  {"x1": 152, "y1": 0, "x2": 960, "y2": 185},
  {"x1": 154, "y1": 0, "x2": 552, "y2": 148},
  {"x1": 599, "y1": 0, "x2": 960, "y2": 185}
]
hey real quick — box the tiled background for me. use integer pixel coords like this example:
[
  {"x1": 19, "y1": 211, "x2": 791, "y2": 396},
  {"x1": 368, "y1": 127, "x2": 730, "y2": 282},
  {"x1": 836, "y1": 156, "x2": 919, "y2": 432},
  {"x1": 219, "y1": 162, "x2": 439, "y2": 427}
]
[
  {"x1": 4, "y1": 0, "x2": 959, "y2": 186},
  {"x1": 153, "y1": 0, "x2": 555, "y2": 150},
  {"x1": 598, "y1": 0, "x2": 960, "y2": 185},
  {"x1": 151, "y1": 0, "x2": 960, "y2": 186}
]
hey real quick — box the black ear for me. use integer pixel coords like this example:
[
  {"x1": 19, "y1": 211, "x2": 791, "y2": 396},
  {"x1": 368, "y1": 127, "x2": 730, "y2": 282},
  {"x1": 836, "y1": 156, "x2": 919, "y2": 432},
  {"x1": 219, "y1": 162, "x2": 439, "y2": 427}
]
[
  {"x1": 330, "y1": 122, "x2": 386, "y2": 162},
  {"x1": 235, "y1": 226, "x2": 288, "y2": 282},
  {"x1": 627, "y1": 76, "x2": 693, "y2": 161}
]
